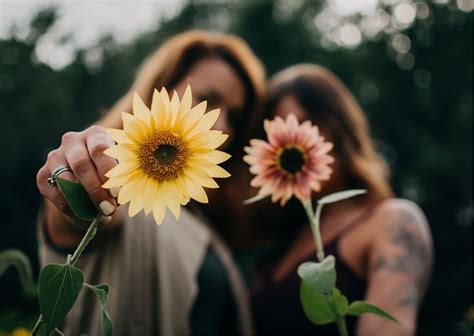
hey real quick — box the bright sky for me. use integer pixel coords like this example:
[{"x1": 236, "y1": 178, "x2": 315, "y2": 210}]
[
  {"x1": 0, "y1": 0, "x2": 424, "y2": 69},
  {"x1": 0, "y1": 0, "x2": 185, "y2": 68}
]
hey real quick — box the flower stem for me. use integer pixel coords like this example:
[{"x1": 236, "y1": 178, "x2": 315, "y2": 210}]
[
  {"x1": 31, "y1": 316, "x2": 42, "y2": 335},
  {"x1": 336, "y1": 317, "x2": 348, "y2": 336},
  {"x1": 302, "y1": 199, "x2": 325, "y2": 262},
  {"x1": 31, "y1": 214, "x2": 103, "y2": 335},
  {"x1": 70, "y1": 214, "x2": 103, "y2": 265}
]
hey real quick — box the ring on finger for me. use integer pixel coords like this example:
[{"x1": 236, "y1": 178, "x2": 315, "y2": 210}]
[{"x1": 47, "y1": 165, "x2": 72, "y2": 187}]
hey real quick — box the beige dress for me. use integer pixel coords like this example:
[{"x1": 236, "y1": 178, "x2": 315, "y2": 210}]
[{"x1": 38, "y1": 208, "x2": 253, "y2": 336}]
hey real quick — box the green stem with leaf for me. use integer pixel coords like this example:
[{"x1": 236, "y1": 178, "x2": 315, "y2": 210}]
[
  {"x1": 31, "y1": 213, "x2": 103, "y2": 335},
  {"x1": 336, "y1": 317, "x2": 348, "y2": 336},
  {"x1": 302, "y1": 199, "x2": 325, "y2": 262}
]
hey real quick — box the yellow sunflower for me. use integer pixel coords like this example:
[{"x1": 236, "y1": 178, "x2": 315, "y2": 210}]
[{"x1": 102, "y1": 85, "x2": 231, "y2": 224}]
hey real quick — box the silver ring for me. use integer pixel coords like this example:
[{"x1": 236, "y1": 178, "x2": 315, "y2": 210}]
[{"x1": 48, "y1": 165, "x2": 72, "y2": 187}]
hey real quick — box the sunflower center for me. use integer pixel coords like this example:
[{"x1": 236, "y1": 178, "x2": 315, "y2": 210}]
[
  {"x1": 278, "y1": 147, "x2": 305, "y2": 174},
  {"x1": 139, "y1": 131, "x2": 189, "y2": 181},
  {"x1": 154, "y1": 144, "x2": 178, "y2": 165}
]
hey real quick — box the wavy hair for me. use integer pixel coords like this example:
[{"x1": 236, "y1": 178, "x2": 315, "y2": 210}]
[{"x1": 265, "y1": 64, "x2": 393, "y2": 201}]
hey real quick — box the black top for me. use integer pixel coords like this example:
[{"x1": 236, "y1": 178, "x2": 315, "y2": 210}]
[
  {"x1": 190, "y1": 248, "x2": 237, "y2": 335},
  {"x1": 251, "y1": 208, "x2": 374, "y2": 335}
]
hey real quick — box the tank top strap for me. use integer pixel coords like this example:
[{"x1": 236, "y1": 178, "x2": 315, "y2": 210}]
[{"x1": 326, "y1": 202, "x2": 379, "y2": 246}]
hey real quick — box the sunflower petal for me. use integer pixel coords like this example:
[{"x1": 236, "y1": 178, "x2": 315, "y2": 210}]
[
  {"x1": 122, "y1": 112, "x2": 149, "y2": 144},
  {"x1": 102, "y1": 173, "x2": 134, "y2": 188},
  {"x1": 182, "y1": 177, "x2": 208, "y2": 203},
  {"x1": 104, "y1": 160, "x2": 139, "y2": 178},
  {"x1": 177, "y1": 101, "x2": 207, "y2": 135},
  {"x1": 176, "y1": 85, "x2": 192, "y2": 121},
  {"x1": 159, "y1": 87, "x2": 173, "y2": 127},
  {"x1": 152, "y1": 201, "x2": 166, "y2": 225},
  {"x1": 185, "y1": 168, "x2": 219, "y2": 189},
  {"x1": 128, "y1": 191, "x2": 144, "y2": 217},
  {"x1": 189, "y1": 131, "x2": 229, "y2": 150},
  {"x1": 117, "y1": 173, "x2": 145, "y2": 204},
  {"x1": 189, "y1": 109, "x2": 220, "y2": 136},
  {"x1": 150, "y1": 89, "x2": 165, "y2": 128},
  {"x1": 170, "y1": 90, "x2": 181, "y2": 123},
  {"x1": 104, "y1": 143, "x2": 138, "y2": 161},
  {"x1": 163, "y1": 182, "x2": 181, "y2": 220},
  {"x1": 143, "y1": 178, "x2": 159, "y2": 214},
  {"x1": 106, "y1": 128, "x2": 131, "y2": 144},
  {"x1": 196, "y1": 150, "x2": 231, "y2": 164},
  {"x1": 133, "y1": 92, "x2": 151, "y2": 123}
]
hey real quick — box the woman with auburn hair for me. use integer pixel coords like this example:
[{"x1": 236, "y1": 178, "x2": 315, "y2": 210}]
[
  {"x1": 36, "y1": 30, "x2": 265, "y2": 335},
  {"x1": 250, "y1": 64, "x2": 433, "y2": 335}
]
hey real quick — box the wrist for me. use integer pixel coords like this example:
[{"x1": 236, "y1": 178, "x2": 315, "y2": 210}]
[{"x1": 43, "y1": 200, "x2": 87, "y2": 248}]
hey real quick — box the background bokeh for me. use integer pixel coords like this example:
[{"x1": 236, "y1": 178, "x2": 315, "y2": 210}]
[{"x1": 0, "y1": 0, "x2": 472, "y2": 334}]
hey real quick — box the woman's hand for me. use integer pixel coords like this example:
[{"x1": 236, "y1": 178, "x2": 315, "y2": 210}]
[{"x1": 37, "y1": 126, "x2": 120, "y2": 247}]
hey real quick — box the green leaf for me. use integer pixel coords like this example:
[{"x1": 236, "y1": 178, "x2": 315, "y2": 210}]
[
  {"x1": 38, "y1": 263, "x2": 84, "y2": 335},
  {"x1": 300, "y1": 280, "x2": 338, "y2": 325},
  {"x1": 318, "y1": 190, "x2": 367, "y2": 205},
  {"x1": 56, "y1": 177, "x2": 98, "y2": 221},
  {"x1": 346, "y1": 301, "x2": 399, "y2": 323},
  {"x1": 85, "y1": 283, "x2": 113, "y2": 336},
  {"x1": 331, "y1": 288, "x2": 349, "y2": 316},
  {"x1": 297, "y1": 255, "x2": 336, "y2": 296},
  {"x1": 0, "y1": 249, "x2": 35, "y2": 296}
]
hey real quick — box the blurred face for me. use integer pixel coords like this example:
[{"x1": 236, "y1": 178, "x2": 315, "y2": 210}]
[
  {"x1": 272, "y1": 94, "x2": 307, "y2": 121},
  {"x1": 174, "y1": 56, "x2": 246, "y2": 147}
]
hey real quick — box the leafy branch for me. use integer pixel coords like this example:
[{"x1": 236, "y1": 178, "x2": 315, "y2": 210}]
[{"x1": 31, "y1": 178, "x2": 112, "y2": 336}]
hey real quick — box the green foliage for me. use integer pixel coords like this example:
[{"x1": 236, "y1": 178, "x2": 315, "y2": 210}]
[
  {"x1": 300, "y1": 280, "x2": 337, "y2": 325},
  {"x1": 298, "y1": 256, "x2": 397, "y2": 331},
  {"x1": 317, "y1": 190, "x2": 367, "y2": 206},
  {"x1": 0, "y1": 249, "x2": 35, "y2": 298},
  {"x1": 84, "y1": 284, "x2": 112, "y2": 336},
  {"x1": 56, "y1": 177, "x2": 98, "y2": 221},
  {"x1": 38, "y1": 263, "x2": 84, "y2": 335},
  {"x1": 331, "y1": 288, "x2": 349, "y2": 317},
  {"x1": 346, "y1": 301, "x2": 398, "y2": 324},
  {"x1": 297, "y1": 255, "x2": 336, "y2": 296}
]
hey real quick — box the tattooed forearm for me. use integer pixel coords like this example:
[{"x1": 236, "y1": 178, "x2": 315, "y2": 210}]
[{"x1": 372, "y1": 211, "x2": 432, "y2": 308}]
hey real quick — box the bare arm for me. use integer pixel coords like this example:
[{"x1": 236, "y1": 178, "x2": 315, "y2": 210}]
[{"x1": 357, "y1": 199, "x2": 433, "y2": 336}]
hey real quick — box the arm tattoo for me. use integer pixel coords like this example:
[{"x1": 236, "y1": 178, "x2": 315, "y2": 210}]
[{"x1": 372, "y1": 211, "x2": 432, "y2": 308}]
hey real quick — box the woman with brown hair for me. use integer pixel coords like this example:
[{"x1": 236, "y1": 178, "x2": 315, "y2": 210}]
[
  {"x1": 250, "y1": 64, "x2": 433, "y2": 335},
  {"x1": 36, "y1": 30, "x2": 265, "y2": 335}
]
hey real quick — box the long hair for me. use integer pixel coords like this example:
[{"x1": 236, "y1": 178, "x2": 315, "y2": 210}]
[
  {"x1": 99, "y1": 30, "x2": 266, "y2": 151},
  {"x1": 265, "y1": 64, "x2": 393, "y2": 201},
  {"x1": 97, "y1": 30, "x2": 267, "y2": 245}
]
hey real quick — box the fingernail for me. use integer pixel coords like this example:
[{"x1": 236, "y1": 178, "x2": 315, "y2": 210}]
[
  {"x1": 99, "y1": 200, "x2": 115, "y2": 216},
  {"x1": 100, "y1": 216, "x2": 112, "y2": 225},
  {"x1": 110, "y1": 187, "x2": 120, "y2": 198}
]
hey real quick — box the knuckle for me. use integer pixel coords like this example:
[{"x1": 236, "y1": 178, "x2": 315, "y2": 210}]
[
  {"x1": 89, "y1": 141, "x2": 110, "y2": 158},
  {"x1": 46, "y1": 149, "x2": 60, "y2": 161},
  {"x1": 61, "y1": 132, "x2": 77, "y2": 144},
  {"x1": 88, "y1": 125, "x2": 104, "y2": 135},
  {"x1": 70, "y1": 155, "x2": 91, "y2": 174}
]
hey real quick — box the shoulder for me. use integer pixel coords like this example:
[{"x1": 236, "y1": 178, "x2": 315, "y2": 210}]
[
  {"x1": 373, "y1": 198, "x2": 430, "y2": 233},
  {"x1": 371, "y1": 198, "x2": 432, "y2": 249}
]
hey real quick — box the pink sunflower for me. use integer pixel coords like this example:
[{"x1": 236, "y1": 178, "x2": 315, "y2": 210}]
[{"x1": 244, "y1": 114, "x2": 334, "y2": 205}]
